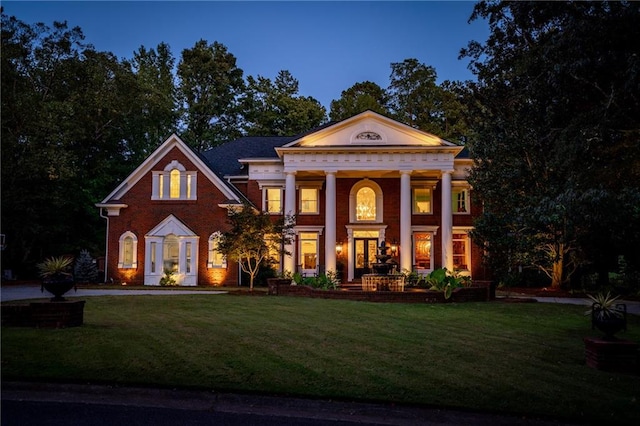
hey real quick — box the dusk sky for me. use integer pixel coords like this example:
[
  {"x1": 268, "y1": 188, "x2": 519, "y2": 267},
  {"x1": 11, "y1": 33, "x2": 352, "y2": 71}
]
[{"x1": 3, "y1": 1, "x2": 490, "y2": 109}]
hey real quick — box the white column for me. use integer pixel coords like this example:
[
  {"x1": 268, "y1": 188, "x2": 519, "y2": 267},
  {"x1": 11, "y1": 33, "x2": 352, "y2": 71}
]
[
  {"x1": 324, "y1": 171, "x2": 337, "y2": 273},
  {"x1": 441, "y1": 170, "x2": 454, "y2": 271},
  {"x1": 283, "y1": 171, "x2": 296, "y2": 274},
  {"x1": 400, "y1": 170, "x2": 412, "y2": 273}
]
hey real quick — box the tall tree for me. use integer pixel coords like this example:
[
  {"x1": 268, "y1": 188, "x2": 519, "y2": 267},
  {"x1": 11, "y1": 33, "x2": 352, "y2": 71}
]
[
  {"x1": 127, "y1": 42, "x2": 180, "y2": 161},
  {"x1": 462, "y1": 1, "x2": 640, "y2": 288},
  {"x1": 177, "y1": 40, "x2": 245, "y2": 150},
  {"x1": 387, "y1": 58, "x2": 468, "y2": 142},
  {"x1": 1, "y1": 13, "x2": 151, "y2": 277},
  {"x1": 329, "y1": 81, "x2": 390, "y2": 121},
  {"x1": 244, "y1": 70, "x2": 327, "y2": 136},
  {"x1": 388, "y1": 58, "x2": 441, "y2": 134}
]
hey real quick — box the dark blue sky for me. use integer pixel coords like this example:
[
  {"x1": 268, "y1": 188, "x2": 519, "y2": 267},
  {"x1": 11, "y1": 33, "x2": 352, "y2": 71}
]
[{"x1": 4, "y1": 1, "x2": 489, "y2": 109}]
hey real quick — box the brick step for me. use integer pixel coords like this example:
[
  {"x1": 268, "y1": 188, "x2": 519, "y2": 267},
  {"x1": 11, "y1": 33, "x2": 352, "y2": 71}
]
[{"x1": 340, "y1": 282, "x2": 363, "y2": 291}]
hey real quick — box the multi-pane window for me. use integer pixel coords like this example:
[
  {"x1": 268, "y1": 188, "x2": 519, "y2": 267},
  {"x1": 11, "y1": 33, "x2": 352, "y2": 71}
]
[
  {"x1": 299, "y1": 188, "x2": 319, "y2": 214},
  {"x1": 208, "y1": 233, "x2": 226, "y2": 268},
  {"x1": 264, "y1": 188, "x2": 283, "y2": 214},
  {"x1": 452, "y1": 188, "x2": 470, "y2": 214},
  {"x1": 414, "y1": 233, "x2": 432, "y2": 270},
  {"x1": 152, "y1": 160, "x2": 197, "y2": 200},
  {"x1": 163, "y1": 234, "x2": 179, "y2": 272},
  {"x1": 356, "y1": 187, "x2": 376, "y2": 221},
  {"x1": 299, "y1": 232, "x2": 318, "y2": 271},
  {"x1": 453, "y1": 233, "x2": 469, "y2": 271},
  {"x1": 412, "y1": 187, "x2": 432, "y2": 214}
]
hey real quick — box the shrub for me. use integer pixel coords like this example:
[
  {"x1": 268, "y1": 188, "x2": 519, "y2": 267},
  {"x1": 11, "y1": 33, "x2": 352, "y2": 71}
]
[{"x1": 73, "y1": 249, "x2": 99, "y2": 283}]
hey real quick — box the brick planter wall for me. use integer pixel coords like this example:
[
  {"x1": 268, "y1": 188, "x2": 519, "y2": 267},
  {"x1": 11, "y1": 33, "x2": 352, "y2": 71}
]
[
  {"x1": 1, "y1": 301, "x2": 85, "y2": 328},
  {"x1": 267, "y1": 281, "x2": 490, "y2": 304},
  {"x1": 584, "y1": 337, "x2": 639, "y2": 374}
]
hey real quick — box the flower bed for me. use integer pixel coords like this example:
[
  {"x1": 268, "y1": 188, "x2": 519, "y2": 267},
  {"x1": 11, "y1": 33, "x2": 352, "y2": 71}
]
[{"x1": 267, "y1": 279, "x2": 490, "y2": 303}]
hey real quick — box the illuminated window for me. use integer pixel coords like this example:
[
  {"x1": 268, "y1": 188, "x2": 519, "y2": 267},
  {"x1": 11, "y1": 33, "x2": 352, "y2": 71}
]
[
  {"x1": 264, "y1": 188, "x2": 283, "y2": 214},
  {"x1": 452, "y1": 188, "x2": 470, "y2": 214},
  {"x1": 163, "y1": 234, "x2": 179, "y2": 272},
  {"x1": 299, "y1": 188, "x2": 319, "y2": 214},
  {"x1": 266, "y1": 234, "x2": 281, "y2": 269},
  {"x1": 169, "y1": 169, "x2": 180, "y2": 198},
  {"x1": 414, "y1": 233, "x2": 432, "y2": 270},
  {"x1": 208, "y1": 233, "x2": 227, "y2": 268},
  {"x1": 453, "y1": 233, "x2": 470, "y2": 271},
  {"x1": 299, "y1": 232, "x2": 318, "y2": 271},
  {"x1": 356, "y1": 187, "x2": 376, "y2": 221},
  {"x1": 152, "y1": 160, "x2": 197, "y2": 200},
  {"x1": 150, "y1": 242, "x2": 157, "y2": 273},
  {"x1": 118, "y1": 231, "x2": 138, "y2": 268},
  {"x1": 413, "y1": 187, "x2": 432, "y2": 214}
]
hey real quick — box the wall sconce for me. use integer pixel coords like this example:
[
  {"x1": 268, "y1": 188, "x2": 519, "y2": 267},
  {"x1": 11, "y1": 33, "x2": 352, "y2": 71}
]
[
  {"x1": 336, "y1": 242, "x2": 343, "y2": 255},
  {"x1": 390, "y1": 242, "x2": 398, "y2": 256}
]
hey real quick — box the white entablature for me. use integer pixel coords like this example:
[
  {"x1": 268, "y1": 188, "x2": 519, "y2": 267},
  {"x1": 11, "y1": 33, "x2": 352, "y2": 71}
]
[{"x1": 279, "y1": 148, "x2": 461, "y2": 174}]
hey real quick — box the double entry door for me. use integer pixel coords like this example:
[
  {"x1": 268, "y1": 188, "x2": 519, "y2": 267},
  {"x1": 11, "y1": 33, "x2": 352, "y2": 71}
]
[{"x1": 354, "y1": 238, "x2": 378, "y2": 279}]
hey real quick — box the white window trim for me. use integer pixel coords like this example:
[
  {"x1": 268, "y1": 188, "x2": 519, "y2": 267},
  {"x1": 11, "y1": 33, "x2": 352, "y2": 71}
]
[
  {"x1": 263, "y1": 187, "x2": 284, "y2": 214},
  {"x1": 118, "y1": 231, "x2": 138, "y2": 269},
  {"x1": 452, "y1": 227, "x2": 473, "y2": 275},
  {"x1": 151, "y1": 160, "x2": 197, "y2": 200},
  {"x1": 207, "y1": 232, "x2": 227, "y2": 269},
  {"x1": 349, "y1": 179, "x2": 384, "y2": 223},
  {"x1": 299, "y1": 187, "x2": 319, "y2": 215},
  {"x1": 451, "y1": 182, "x2": 470, "y2": 215},
  {"x1": 411, "y1": 182, "x2": 436, "y2": 215}
]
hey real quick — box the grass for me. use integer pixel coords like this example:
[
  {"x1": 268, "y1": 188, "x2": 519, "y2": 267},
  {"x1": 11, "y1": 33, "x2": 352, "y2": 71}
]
[{"x1": 2, "y1": 295, "x2": 639, "y2": 423}]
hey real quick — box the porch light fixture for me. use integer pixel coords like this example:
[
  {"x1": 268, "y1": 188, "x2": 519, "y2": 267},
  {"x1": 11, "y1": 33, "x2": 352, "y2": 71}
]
[
  {"x1": 390, "y1": 242, "x2": 398, "y2": 256},
  {"x1": 336, "y1": 242, "x2": 343, "y2": 255}
]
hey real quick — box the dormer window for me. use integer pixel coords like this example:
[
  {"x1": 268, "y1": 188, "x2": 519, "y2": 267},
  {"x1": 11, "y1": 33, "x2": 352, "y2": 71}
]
[{"x1": 152, "y1": 160, "x2": 197, "y2": 200}]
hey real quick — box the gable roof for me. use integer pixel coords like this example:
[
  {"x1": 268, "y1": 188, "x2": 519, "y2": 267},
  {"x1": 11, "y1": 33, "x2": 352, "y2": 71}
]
[
  {"x1": 282, "y1": 110, "x2": 459, "y2": 149},
  {"x1": 99, "y1": 134, "x2": 241, "y2": 204}
]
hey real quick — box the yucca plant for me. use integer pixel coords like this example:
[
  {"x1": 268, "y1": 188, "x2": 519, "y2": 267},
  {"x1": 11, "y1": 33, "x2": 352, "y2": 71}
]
[
  {"x1": 37, "y1": 256, "x2": 73, "y2": 279},
  {"x1": 585, "y1": 291, "x2": 626, "y2": 339},
  {"x1": 585, "y1": 291, "x2": 623, "y2": 320},
  {"x1": 37, "y1": 256, "x2": 75, "y2": 301}
]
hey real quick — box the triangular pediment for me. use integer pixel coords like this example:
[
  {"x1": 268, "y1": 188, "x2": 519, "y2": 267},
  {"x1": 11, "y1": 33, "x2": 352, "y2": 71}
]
[
  {"x1": 99, "y1": 134, "x2": 240, "y2": 203},
  {"x1": 146, "y1": 214, "x2": 195, "y2": 237},
  {"x1": 283, "y1": 110, "x2": 456, "y2": 148}
]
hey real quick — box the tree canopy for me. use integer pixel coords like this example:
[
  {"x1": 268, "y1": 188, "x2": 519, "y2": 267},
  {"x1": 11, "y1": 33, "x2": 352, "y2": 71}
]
[{"x1": 463, "y1": 1, "x2": 640, "y2": 289}]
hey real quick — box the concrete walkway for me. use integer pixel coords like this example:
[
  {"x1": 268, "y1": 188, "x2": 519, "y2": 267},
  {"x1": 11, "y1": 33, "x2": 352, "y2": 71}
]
[
  {"x1": 3, "y1": 285, "x2": 639, "y2": 315},
  {"x1": 498, "y1": 295, "x2": 640, "y2": 315},
  {"x1": 0, "y1": 284, "x2": 226, "y2": 302}
]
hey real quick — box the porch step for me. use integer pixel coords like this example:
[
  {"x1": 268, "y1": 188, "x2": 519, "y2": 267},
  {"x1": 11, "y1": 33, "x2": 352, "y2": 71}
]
[{"x1": 339, "y1": 282, "x2": 363, "y2": 291}]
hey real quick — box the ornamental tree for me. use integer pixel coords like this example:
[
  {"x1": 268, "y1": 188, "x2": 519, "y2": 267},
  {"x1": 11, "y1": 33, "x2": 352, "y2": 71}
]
[{"x1": 215, "y1": 203, "x2": 295, "y2": 290}]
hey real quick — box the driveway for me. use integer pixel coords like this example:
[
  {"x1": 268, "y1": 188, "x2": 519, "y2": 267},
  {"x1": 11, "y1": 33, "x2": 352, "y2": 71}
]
[{"x1": 0, "y1": 284, "x2": 226, "y2": 302}]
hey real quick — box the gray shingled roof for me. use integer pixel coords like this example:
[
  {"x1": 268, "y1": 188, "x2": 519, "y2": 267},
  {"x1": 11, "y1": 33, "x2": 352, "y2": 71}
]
[{"x1": 201, "y1": 136, "x2": 296, "y2": 177}]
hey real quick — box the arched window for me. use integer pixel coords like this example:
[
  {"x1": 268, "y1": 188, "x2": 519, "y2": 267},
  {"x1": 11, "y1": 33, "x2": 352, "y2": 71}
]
[
  {"x1": 118, "y1": 231, "x2": 138, "y2": 268},
  {"x1": 170, "y1": 169, "x2": 180, "y2": 198},
  {"x1": 208, "y1": 232, "x2": 227, "y2": 268},
  {"x1": 356, "y1": 187, "x2": 376, "y2": 221},
  {"x1": 349, "y1": 180, "x2": 383, "y2": 223},
  {"x1": 151, "y1": 160, "x2": 197, "y2": 200}
]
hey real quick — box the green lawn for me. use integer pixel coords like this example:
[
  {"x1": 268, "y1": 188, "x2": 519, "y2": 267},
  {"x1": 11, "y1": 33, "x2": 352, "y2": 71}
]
[{"x1": 2, "y1": 295, "x2": 639, "y2": 423}]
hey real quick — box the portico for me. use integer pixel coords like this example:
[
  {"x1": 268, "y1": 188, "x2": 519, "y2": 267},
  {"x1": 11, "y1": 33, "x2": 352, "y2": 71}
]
[{"x1": 277, "y1": 146, "x2": 461, "y2": 281}]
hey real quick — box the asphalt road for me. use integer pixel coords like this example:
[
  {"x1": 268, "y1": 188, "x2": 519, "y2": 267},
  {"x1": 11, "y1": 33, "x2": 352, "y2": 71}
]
[{"x1": 1, "y1": 382, "x2": 577, "y2": 426}]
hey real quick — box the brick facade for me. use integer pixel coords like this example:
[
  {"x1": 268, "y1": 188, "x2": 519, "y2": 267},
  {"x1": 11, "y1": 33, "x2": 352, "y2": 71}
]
[{"x1": 98, "y1": 112, "x2": 491, "y2": 287}]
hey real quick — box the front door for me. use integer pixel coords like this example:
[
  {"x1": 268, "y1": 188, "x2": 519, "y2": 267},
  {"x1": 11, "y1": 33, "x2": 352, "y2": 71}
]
[{"x1": 354, "y1": 238, "x2": 378, "y2": 279}]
